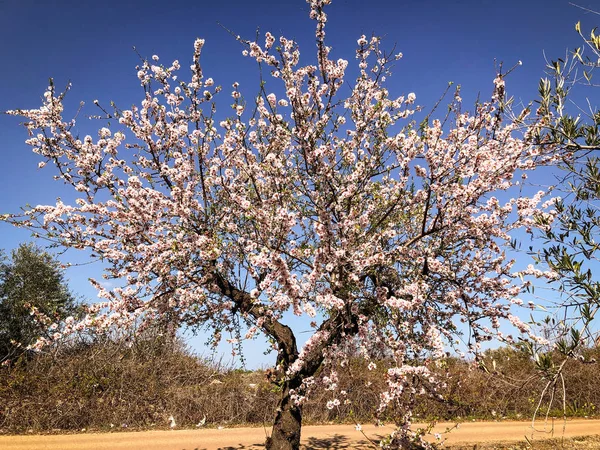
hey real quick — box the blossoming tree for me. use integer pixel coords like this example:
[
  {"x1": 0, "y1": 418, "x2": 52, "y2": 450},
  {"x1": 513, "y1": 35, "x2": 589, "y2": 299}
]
[{"x1": 4, "y1": 0, "x2": 558, "y2": 448}]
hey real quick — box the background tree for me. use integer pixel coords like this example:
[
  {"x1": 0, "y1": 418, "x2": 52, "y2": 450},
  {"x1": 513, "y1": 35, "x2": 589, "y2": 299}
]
[
  {"x1": 0, "y1": 243, "x2": 77, "y2": 364},
  {"x1": 518, "y1": 8, "x2": 600, "y2": 420},
  {"x1": 3, "y1": 0, "x2": 559, "y2": 448}
]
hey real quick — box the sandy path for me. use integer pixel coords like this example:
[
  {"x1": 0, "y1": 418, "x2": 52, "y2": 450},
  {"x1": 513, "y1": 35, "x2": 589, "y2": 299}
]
[{"x1": 1, "y1": 419, "x2": 599, "y2": 449}]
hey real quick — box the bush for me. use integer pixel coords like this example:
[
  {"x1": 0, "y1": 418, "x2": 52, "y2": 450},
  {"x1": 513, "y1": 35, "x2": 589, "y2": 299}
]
[{"x1": 1, "y1": 342, "x2": 599, "y2": 433}]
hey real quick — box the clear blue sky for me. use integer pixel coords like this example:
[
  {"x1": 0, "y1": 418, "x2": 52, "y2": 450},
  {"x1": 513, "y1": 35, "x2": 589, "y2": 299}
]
[{"x1": 0, "y1": 0, "x2": 595, "y2": 367}]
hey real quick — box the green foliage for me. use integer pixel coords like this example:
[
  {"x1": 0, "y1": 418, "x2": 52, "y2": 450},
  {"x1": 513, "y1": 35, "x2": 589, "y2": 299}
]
[
  {"x1": 525, "y1": 17, "x2": 600, "y2": 387},
  {"x1": 0, "y1": 243, "x2": 77, "y2": 364}
]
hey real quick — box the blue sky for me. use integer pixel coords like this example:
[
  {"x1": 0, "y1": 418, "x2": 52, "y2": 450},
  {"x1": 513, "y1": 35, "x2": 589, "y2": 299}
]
[{"x1": 0, "y1": 0, "x2": 596, "y2": 367}]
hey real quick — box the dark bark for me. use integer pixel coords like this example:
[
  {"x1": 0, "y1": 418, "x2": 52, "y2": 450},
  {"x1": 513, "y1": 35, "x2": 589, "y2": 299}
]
[
  {"x1": 211, "y1": 270, "x2": 304, "y2": 448},
  {"x1": 211, "y1": 269, "x2": 374, "y2": 450},
  {"x1": 265, "y1": 381, "x2": 303, "y2": 450}
]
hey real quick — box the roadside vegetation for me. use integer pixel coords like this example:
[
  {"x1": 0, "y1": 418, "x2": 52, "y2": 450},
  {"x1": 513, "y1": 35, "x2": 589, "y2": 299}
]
[{"x1": 1, "y1": 333, "x2": 599, "y2": 434}]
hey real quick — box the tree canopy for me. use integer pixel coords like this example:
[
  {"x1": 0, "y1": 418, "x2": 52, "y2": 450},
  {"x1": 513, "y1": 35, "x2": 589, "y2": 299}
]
[{"x1": 0, "y1": 243, "x2": 77, "y2": 364}]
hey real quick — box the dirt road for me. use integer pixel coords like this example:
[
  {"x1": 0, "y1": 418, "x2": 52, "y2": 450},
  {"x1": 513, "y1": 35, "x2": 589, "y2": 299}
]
[{"x1": 1, "y1": 419, "x2": 599, "y2": 449}]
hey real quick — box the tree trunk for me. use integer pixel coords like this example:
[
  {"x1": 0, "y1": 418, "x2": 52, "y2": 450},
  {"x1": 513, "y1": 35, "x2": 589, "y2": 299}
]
[{"x1": 266, "y1": 383, "x2": 302, "y2": 450}]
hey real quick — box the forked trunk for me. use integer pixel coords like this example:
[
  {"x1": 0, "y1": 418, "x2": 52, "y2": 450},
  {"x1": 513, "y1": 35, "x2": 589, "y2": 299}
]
[{"x1": 265, "y1": 383, "x2": 302, "y2": 450}]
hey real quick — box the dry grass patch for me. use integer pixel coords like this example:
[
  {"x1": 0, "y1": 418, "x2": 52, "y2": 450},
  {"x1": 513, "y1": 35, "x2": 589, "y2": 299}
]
[
  {"x1": 2, "y1": 338, "x2": 600, "y2": 434},
  {"x1": 446, "y1": 434, "x2": 600, "y2": 450}
]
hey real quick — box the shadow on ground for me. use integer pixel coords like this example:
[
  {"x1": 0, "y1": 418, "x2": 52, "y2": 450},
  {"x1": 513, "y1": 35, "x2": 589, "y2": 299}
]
[
  {"x1": 216, "y1": 445, "x2": 264, "y2": 450},
  {"x1": 192, "y1": 445, "x2": 264, "y2": 450},
  {"x1": 191, "y1": 445, "x2": 265, "y2": 450},
  {"x1": 302, "y1": 434, "x2": 375, "y2": 449},
  {"x1": 191, "y1": 434, "x2": 376, "y2": 450}
]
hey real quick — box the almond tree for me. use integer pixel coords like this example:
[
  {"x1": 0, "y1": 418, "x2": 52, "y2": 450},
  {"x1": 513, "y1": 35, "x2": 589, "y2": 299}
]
[{"x1": 4, "y1": 1, "x2": 558, "y2": 448}]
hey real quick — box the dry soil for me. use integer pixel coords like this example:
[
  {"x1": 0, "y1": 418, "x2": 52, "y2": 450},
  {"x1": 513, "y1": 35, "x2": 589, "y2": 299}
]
[{"x1": 1, "y1": 419, "x2": 599, "y2": 449}]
